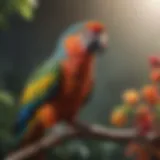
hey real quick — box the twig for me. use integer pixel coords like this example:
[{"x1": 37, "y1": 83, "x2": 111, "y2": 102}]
[{"x1": 4, "y1": 124, "x2": 158, "y2": 160}]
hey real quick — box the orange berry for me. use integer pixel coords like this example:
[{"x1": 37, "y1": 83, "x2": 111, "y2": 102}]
[
  {"x1": 122, "y1": 89, "x2": 140, "y2": 105},
  {"x1": 141, "y1": 85, "x2": 159, "y2": 105},
  {"x1": 111, "y1": 108, "x2": 127, "y2": 127}
]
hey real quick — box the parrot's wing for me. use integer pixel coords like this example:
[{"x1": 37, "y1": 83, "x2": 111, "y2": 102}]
[{"x1": 14, "y1": 61, "x2": 62, "y2": 136}]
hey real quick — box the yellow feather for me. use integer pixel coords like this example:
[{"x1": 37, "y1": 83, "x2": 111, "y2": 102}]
[{"x1": 20, "y1": 74, "x2": 54, "y2": 105}]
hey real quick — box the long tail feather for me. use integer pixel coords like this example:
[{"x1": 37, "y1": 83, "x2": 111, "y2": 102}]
[{"x1": 11, "y1": 121, "x2": 46, "y2": 160}]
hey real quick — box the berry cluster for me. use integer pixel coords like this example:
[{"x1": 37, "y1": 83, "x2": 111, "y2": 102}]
[{"x1": 110, "y1": 56, "x2": 160, "y2": 136}]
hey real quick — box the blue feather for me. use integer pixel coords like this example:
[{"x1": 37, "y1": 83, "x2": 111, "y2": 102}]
[{"x1": 48, "y1": 22, "x2": 88, "y2": 61}]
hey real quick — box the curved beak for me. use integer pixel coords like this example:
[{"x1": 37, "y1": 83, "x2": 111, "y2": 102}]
[
  {"x1": 81, "y1": 30, "x2": 109, "y2": 54},
  {"x1": 99, "y1": 32, "x2": 109, "y2": 49}
]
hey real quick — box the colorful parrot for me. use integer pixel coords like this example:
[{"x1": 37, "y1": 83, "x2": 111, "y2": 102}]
[{"x1": 12, "y1": 21, "x2": 108, "y2": 159}]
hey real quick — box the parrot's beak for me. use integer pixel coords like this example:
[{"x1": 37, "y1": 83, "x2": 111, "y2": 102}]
[
  {"x1": 81, "y1": 29, "x2": 108, "y2": 55},
  {"x1": 99, "y1": 31, "x2": 109, "y2": 49},
  {"x1": 95, "y1": 32, "x2": 108, "y2": 55}
]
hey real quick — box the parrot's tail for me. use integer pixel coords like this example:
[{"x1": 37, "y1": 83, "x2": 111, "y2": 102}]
[{"x1": 12, "y1": 121, "x2": 46, "y2": 160}]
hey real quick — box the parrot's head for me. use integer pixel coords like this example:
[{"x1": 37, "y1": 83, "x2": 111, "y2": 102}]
[
  {"x1": 82, "y1": 21, "x2": 108, "y2": 53},
  {"x1": 64, "y1": 21, "x2": 108, "y2": 58}
]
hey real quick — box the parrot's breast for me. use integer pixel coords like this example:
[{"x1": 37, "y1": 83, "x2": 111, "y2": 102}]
[{"x1": 50, "y1": 57, "x2": 94, "y2": 121}]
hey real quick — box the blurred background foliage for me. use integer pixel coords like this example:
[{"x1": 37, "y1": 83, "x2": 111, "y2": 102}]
[
  {"x1": 0, "y1": 0, "x2": 39, "y2": 156},
  {"x1": 0, "y1": 0, "x2": 38, "y2": 29}
]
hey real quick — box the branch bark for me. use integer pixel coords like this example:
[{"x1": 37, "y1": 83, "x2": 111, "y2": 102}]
[{"x1": 4, "y1": 123, "x2": 159, "y2": 160}]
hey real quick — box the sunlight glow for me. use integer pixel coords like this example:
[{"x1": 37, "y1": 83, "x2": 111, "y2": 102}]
[
  {"x1": 147, "y1": 0, "x2": 160, "y2": 7},
  {"x1": 144, "y1": 0, "x2": 160, "y2": 19}
]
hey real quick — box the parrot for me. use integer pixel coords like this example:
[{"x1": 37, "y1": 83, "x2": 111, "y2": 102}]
[{"x1": 12, "y1": 20, "x2": 108, "y2": 159}]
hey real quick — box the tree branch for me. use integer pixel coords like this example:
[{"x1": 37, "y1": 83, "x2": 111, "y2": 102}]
[{"x1": 4, "y1": 123, "x2": 159, "y2": 160}]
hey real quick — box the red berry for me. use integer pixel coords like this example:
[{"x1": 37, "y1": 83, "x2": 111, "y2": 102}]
[
  {"x1": 149, "y1": 56, "x2": 160, "y2": 68},
  {"x1": 141, "y1": 85, "x2": 159, "y2": 105},
  {"x1": 135, "y1": 114, "x2": 153, "y2": 136},
  {"x1": 150, "y1": 69, "x2": 160, "y2": 82}
]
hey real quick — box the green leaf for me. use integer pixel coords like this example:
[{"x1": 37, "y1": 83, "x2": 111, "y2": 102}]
[
  {"x1": 0, "y1": 0, "x2": 38, "y2": 30},
  {"x1": 0, "y1": 91, "x2": 15, "y2": 107},
  {"x1": 14, "y1": 0, "x2": 35, "y2": 20},
  {"x1": 18, "y1": 5, "x2": 34, "y2": 20}
]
